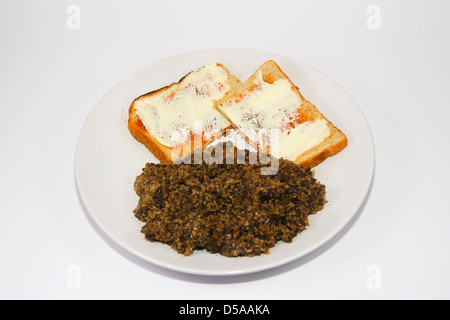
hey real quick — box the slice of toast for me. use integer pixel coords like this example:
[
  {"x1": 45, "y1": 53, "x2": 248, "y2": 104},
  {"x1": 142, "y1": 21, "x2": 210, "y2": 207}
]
[
  {"x1": 215, "y1": 60, "x2": 348, "y2": 169},
  {"x1": 128, "y1": 62, "x2": 242, "y2": 162}
]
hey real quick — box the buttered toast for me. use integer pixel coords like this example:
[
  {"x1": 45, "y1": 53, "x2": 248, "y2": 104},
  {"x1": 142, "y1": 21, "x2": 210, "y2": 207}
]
[
  {"x1": 214, "y1": 60, "x2": 348, "y2": 169},
  {"x1": 128, "y1": 63, "x2": 242, "y2": 162}
]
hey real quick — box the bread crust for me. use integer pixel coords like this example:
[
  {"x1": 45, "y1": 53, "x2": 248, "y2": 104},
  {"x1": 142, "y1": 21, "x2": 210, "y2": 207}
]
[
  {"x1": 215, "y1": 60, "x2": 348, "y2": 169},
  {"x1": 127, "y1": 63, "x2": 242, "y2": 162},
  {"x1": 128, "y1": 99, "x2": 173, "y2": 162},
  {"x1": 292, "y1": 99, "x2": 348, "y2": 168}
]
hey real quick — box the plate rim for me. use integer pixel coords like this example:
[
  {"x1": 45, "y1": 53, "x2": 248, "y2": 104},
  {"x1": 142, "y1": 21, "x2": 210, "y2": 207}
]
[{"x1": 75, "y1": 48, "x2": 375, "y2": 276}]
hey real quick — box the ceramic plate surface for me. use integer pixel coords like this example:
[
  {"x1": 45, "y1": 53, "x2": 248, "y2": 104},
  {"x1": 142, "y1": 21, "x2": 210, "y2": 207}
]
[{"x1": 75, "y1": 49, "x2": 374, "y2": 276}]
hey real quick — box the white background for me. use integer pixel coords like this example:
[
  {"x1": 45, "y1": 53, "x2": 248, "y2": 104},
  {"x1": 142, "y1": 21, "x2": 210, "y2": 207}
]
[{"x1": 1, "y1": 0, "x2": 449, "y2": 300}]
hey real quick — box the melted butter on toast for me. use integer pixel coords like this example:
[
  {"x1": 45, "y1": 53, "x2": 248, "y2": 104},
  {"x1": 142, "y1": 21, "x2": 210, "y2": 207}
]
[{"x1": 134, "y1": 63, "x2": 232, "y2": 147}]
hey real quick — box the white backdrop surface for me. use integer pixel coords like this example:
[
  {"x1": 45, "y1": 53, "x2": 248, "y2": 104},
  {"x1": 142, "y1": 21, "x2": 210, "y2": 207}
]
[{"x1": 1, "y1": 0, "x2": 449, "y2": 299}]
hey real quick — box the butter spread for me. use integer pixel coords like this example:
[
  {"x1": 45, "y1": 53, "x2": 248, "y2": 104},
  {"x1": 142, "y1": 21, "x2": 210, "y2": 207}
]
[
  {"x1": 134, "y1": 63, "x2": 232, "y2": 147},
  {"x1": 276, "y1": 119, "x2": 331, "y2": 160},
  {"x1": 220, "y1": 70, "x2": 331, "y2": 161}
]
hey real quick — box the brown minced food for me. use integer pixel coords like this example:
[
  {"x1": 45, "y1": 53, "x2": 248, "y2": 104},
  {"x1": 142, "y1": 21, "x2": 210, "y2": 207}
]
[{"x1": 132, "y1": 143, "x2": 327, "y2": 257}]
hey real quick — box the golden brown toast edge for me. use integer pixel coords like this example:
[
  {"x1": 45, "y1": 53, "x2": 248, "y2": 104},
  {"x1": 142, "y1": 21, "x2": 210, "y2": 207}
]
[
  {"x1": 127, "y1": 63, "x2": 242, "y2": 163},
  {"x1": 215, "y1": 60, "x2": 348, "y2": 169},
  {"x1": 293, "y1": 99, "x2": 348, "y2": 169}
]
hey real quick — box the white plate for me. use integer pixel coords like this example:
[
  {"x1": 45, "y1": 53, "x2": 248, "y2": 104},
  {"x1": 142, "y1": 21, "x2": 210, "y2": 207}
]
[{"x1": 75, "y1": 49, "x2": 374, "y2": 276}]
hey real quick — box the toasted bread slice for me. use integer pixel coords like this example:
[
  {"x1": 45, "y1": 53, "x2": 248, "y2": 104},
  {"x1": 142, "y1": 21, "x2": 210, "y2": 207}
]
[
  {"x1": 215, "y1": 60, "x2": 348, "y2": 169},
  {"x1": 128, "y1": 63, "x2": 242, "y2": 162}
]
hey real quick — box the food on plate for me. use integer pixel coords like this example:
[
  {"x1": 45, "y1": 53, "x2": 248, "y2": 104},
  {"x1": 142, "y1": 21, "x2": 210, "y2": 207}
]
[
  {"x1": 128, "y1": 62, "x2": 242, "y2": 162},
  {"x1": 215, "y1": 60, "x2": 348, "y2": 169},
  {"x1": 132, "y1": 143, "x2": 327, "y2": 257},
  {"x1": 127, "y1": 59, "x2": 348, "y2": 257}
]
